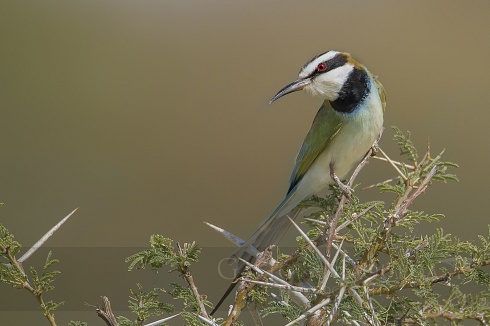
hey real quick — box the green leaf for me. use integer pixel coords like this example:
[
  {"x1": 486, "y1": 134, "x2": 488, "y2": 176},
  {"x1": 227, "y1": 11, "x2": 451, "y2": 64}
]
[{"x1": 392, "y1": 126, "x2": 418, "y2": 162}]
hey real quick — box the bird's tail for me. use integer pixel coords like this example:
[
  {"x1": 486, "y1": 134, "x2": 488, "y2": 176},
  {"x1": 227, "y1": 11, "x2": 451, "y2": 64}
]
[
  {"x1": 234, "y1": 185, "x2": 302, "y2": 258},
  {"x1": 211, "y1": 192, "x2": 301, "y2": 315},
  {"x1": 235, "y1": 206, "x2": 300, "y2": 258}
]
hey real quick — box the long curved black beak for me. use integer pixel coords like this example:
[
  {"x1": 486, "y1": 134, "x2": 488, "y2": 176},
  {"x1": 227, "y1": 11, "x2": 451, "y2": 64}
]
[{"x1": 269, "y1": 78, "x2": 311, "y2": 104}]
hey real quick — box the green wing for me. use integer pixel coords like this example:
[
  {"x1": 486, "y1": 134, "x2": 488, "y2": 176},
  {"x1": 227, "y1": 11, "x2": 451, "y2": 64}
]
[
  {"x1": 287, "y1": 100, "x2": 343, "y2": 193},
  {"x1": 374, "y1": 77, "x2": 387, "y2": 112}
]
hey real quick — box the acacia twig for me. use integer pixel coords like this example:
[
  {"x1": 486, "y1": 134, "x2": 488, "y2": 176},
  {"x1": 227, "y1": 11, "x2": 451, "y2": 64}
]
[
  {"x1": 89, "y1": 296, "x2": 118, "y2": 326},
  {"x1": 223, "y1": 246, "x2": 275, "y2": 326},
  {"x1": 326, "y1": 131, "x2": 380, "y2": 258},
  {"x1": 177, "y1": 242, "x2": 211, "y2": 320}
]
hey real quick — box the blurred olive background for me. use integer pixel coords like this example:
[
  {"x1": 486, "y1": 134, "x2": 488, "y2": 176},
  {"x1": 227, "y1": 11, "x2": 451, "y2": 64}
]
[{"x1": 1, "y1": 1, "x2": 490, "y2": 324}]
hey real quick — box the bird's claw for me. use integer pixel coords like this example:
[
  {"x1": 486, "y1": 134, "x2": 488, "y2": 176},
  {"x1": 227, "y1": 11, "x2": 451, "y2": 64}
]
[
  {"x1": 337, "y1": 180, "x2": 354, "y2": 198},
  {"x1": 370, "y1": 143, "x2": 379, "y2": 157},
  {"x1": 331, "y1": 171, "x2": 354, "y2": 198}
]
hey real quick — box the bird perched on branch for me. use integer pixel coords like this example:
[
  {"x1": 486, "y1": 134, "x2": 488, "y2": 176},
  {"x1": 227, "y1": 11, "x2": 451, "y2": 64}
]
[{"x1": 212, "y1": 50, "x2": 386, "y2": 314}]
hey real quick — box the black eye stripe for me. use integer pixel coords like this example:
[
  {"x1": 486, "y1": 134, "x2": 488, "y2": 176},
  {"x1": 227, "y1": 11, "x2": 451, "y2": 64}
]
[
  {"x1": 325, "y1": 54, "x2": 348, "y2": 71},
  {"x1": 309, "y1": 53, "x2": 349, "y2": 77}
]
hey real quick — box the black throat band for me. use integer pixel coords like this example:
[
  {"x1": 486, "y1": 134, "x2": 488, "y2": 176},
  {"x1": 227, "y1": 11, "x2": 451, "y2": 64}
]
[{"x1": 330, "y1": 67, "x2": 369, "y2": 113}]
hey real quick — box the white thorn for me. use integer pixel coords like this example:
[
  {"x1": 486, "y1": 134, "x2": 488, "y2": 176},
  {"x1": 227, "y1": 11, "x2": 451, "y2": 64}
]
[
  {"x1": 204, "y1": 221, "x2": 245, "y2": 247},
  {"x1": 19, "y1": 208, "x2": 78, "y2": 263},
  {"x1": 286, "y1": 216, "x2": 339, "y2": 278},
  {"x1": 204, "y1": 221, "x2": 261, "y2": 257},
  {"x1": 195, "y1": 313, "x2": 219, "y2": 326},
  {"x1": 143, "y1": 313, "x2": 180, "y2": 326}
]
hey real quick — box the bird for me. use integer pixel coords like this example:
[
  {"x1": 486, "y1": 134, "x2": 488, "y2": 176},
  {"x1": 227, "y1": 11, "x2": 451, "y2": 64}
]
[{"x1": 212, "y1": 50, "x2": 386, "y2": 314}]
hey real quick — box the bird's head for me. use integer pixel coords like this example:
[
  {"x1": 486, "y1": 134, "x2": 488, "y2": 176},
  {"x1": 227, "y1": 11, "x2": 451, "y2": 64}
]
[{"x1": 270, "y1": 51, "x2": 364, "y2": 104}]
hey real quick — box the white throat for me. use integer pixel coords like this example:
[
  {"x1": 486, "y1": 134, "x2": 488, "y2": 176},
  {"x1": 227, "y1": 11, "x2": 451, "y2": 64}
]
[{"x1": 306, "y1": 63, "x2": 354, "y2": 100}]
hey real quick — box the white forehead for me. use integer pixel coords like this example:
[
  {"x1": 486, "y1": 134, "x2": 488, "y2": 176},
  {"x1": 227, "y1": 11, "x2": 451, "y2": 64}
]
[{"x1": 299, "y1": 50, "x2": 340, "y2": 78}]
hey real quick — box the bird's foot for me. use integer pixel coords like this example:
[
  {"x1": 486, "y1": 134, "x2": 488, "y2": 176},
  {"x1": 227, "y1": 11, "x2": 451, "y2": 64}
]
[
  {"x1": 370, "y1": 127, "x2": 384, "y2": 157},
  {"x1": 331, "y1": 171, "x2": 354, "y2": 198},
  {"x1": 329, "y1": 162, "x2": 353, "y2": 197},
  {"x1": 370, "y1": 143, "x2": 379, "y2": 157}
]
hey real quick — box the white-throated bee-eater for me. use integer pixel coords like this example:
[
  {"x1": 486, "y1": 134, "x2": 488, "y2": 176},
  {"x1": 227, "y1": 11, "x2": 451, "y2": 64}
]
[{"x1": 212, "y1": 50, "x2": 386, "y2": 314}]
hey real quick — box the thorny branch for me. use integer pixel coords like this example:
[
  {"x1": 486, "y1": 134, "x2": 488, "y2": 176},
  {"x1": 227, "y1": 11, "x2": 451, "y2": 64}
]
[
  {"x1": 326, "y1": 145, "x2": 376, "y2": 258},
  {"x1": 207, "y1": 128, "x2": 470, "y2": 325}
]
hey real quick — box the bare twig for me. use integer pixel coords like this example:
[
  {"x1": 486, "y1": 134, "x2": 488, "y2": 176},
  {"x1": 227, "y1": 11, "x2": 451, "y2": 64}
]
[
  {"x1": 326, "y1": 257, "x2": 347, "y2": 326},
  {"x1": 377, "y1": 146, "x2": 409, "y2": 182},
  {"x1": 244, "y1": 279, "x2": 318, "y2": 294},
  {"x1": 343, "y1": 311, "x2": 362, "y2": 326},
  {"x1": 336, "y1": 203, "x2": 379, "y2": 232},
  {"x1": 393, "y1": 165, "x2": 438, "y2": 221},
  {"x1": 304, "y1": 217, "x2": 327, "y2": 226},
  {"x1": 238, "y1": 256, "x2": 308, "y2": 301},
  {"x1": 348, "y1": 288, "x2": 377, "y2": 325},
  {"x1": 284, "y1": 298, "x2": 333, "y2": 326},
  {"x1": 331, "y1": 241, "x2": 357, "y2": 266},
  {"x1": 287, "y1": 215, "x2": 338, "y2": 278},
  {"x1": 364, "y1": 285, "x2": 381, "y2": 326},
  {"x1": 371, "y1": 156, "x2": 415, "y2": 170},
  {"x1": 90, "y1": 296, "x2": 118, "y2": 326},
  {"x1": 319, "y1": 240, "x2": 344, "y2": 292},
  {"x1": 423, "y1": 310, "x2": 490, "y2": 325},
  {"x1": 247, "y1": 301, "x2": 263, "y2": 326},
  {"x1": 223, "y1": 246, "x2": 275, "y2": 326}
]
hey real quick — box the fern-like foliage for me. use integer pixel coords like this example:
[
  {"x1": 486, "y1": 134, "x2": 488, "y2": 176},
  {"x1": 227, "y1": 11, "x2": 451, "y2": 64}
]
[
  {"x1": 122, "y1": 235, "x2": 211, "y2": 325},
  {"x1": 1, "y1": 126, "x2": 487, "y2": 326}
]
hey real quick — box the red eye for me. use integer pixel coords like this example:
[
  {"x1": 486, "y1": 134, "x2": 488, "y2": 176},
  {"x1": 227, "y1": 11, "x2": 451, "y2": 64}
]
[{"x1": 317, "y1": 62, "x2": 327, "y2": 72}]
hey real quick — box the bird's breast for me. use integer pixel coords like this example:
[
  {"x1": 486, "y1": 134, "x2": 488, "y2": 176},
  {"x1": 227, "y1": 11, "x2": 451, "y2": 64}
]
[{"x1": 300, "y1": 84, "x2": 384, "y2": 194}]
